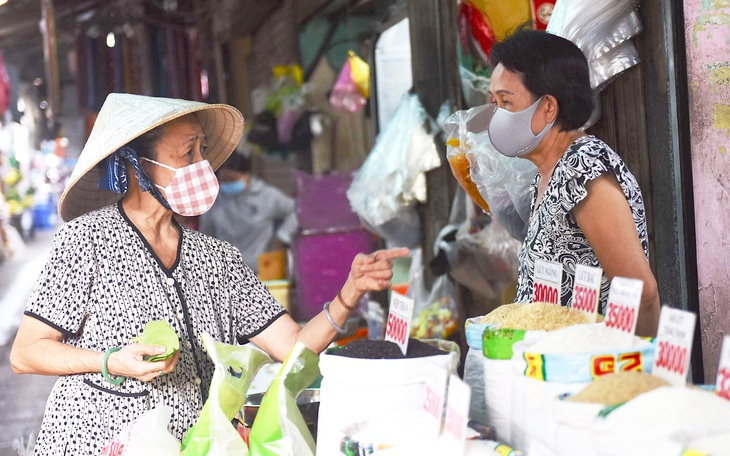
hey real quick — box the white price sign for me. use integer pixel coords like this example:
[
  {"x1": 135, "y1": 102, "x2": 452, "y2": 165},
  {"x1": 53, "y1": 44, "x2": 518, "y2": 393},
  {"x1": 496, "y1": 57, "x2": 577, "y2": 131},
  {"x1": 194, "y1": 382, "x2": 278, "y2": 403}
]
[
  {"x1": 652, "y1": 306, "x2": 696, "y2": 386},
  {"x1": 533, "y1": 259, "x2": 562, "y2": 305},
  {"x1": 443, "y1": 375, "x2": 471, "y2": 454},
  {"x1": 605, "y1": 277, "x2": 643, "y2": 346},
  {"x1": 385, "y1": 291, "x2": 415, "y2": 356},
  {"x1": 716, "y1": 336, "x2": 730, "y2": 401},
  {"x1": 572, "y1": 264, "x2": 603, "y2": 323},
  {"x1": 422, "y1": 363, "x2": 449, "y2": 434}
]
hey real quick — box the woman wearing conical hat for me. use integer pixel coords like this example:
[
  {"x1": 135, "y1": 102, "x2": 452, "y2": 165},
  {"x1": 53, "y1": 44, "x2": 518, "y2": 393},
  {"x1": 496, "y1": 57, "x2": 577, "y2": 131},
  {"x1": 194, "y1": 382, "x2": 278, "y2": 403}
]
[{"x1": 9, "y1": 93, "x2": 407, "y2": 455}]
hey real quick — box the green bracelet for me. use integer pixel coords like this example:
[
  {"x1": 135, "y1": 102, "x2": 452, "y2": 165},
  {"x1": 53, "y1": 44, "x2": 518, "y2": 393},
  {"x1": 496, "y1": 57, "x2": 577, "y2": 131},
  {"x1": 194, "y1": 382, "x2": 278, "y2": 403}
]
[{"x1": 102, "y1": 347, "x2": 126, "y2": 385}]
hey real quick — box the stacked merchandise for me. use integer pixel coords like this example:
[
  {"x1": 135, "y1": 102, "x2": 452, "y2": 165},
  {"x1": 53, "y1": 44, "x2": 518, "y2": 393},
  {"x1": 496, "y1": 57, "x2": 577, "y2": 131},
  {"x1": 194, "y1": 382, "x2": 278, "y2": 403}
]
[{"x1": 292, "y1": 171, "x2": 375, "y2": 320}]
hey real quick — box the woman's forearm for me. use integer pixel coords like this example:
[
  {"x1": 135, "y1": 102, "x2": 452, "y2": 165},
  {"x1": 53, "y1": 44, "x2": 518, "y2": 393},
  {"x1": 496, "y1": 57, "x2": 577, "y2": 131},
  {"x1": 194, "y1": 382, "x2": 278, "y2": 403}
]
[
  {"x1": 296, "y1": 282, "x2": 362, "y2": 354},
  {"x1": 11, "y1": 335, "x2": 102, "y2": 376}
]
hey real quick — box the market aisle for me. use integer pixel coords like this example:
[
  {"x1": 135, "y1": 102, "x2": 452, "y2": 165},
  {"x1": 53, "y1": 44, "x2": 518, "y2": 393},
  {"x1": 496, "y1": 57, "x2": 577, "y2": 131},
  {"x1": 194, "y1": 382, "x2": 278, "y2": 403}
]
[{"x1": 0, "y1": 227, "x2": 57, "y2": 456}]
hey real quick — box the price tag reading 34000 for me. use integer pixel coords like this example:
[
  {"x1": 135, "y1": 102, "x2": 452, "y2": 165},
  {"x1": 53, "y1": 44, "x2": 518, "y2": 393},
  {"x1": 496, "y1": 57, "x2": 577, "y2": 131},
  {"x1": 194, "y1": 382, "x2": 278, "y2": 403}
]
[
  {"x1": 653, "y1": 306, "x2": 696, "y2": 386},
  {"x1": 533, "y1": 259, "x2": 563, "y2": 305},
  {"x1": 385, "y1": 292, "x2": 415, "y2": 356}
]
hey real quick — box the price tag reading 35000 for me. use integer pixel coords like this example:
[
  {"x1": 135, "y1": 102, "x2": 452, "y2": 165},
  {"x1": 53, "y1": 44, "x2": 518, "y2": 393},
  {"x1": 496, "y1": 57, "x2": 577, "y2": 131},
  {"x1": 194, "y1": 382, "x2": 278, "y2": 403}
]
[
  {"x1": 533, "y1": 259, "x2": 563, "y2": 305},
  {"x1": 572, "y1": 264, "x2": 603, "y2": 323},
  {"x1": 605, "y1": 277, "x2": 643, "y2": 346},
  {"x1": 653, "y1": 306, "x2": 696, "y2": 386},
  {"x1": 385, "y1": 292, "x2": 415, "y2": 356},
  {"x1": 716, "y1": 335, "x2": 730, "y2": 401}
]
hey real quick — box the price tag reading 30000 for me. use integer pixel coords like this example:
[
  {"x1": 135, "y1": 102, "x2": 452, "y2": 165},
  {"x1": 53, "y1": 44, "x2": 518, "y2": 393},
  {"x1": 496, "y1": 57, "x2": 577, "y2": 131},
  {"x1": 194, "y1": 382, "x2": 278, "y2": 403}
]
[
  {"x1": 385, "y1": 291, "x2": 415, "y2": 356},
  {"x1": 653, "y1": 306, "x2": 696, "y2": 386},
  {"x1": 533, "y1": 259, "x2": 563, "y2": 305}
]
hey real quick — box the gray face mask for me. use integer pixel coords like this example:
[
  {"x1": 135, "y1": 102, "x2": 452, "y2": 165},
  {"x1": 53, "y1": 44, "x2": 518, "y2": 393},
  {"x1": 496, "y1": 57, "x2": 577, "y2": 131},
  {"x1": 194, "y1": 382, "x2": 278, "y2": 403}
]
[{"x1": 483, "y1": 96, "x2": 555, "y2": 157}]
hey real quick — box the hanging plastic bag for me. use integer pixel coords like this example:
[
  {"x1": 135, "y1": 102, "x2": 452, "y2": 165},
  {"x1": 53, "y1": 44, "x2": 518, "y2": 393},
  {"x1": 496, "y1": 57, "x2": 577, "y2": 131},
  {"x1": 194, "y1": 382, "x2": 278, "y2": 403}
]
[
  {"x1": 180, "y1": 334, "x2": 273, "y2": 456},
  {"x1": 443, "y1": 104, "x2": 538, "y2": 241},
  {"x1": 588, "y1": 40, "x2": 640, "y2": 91},
  {"x1": 102, "y1": 406, "x2": 180, "y2": 456},
  {"x1": 410, "y1": 275, "x2": 460, "y2": 340},
  {"x1": 249, "y1": 341, "x2": 321, "y2": 456},
  {"x1": 330, "y1": 51, "x2": 370, "y2": 113},
  {"x1": 347, "y1": 93, "x2": 441, "y2": 247}
]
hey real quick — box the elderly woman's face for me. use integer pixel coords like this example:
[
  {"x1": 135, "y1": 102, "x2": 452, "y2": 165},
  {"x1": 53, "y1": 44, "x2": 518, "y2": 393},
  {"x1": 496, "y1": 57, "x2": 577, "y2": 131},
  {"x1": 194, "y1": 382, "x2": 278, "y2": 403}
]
[
  {"x1": 488, "y1": 63, "x2": 535, "y2": 112},
  {"x1": 149, "y1": 114, "x2": 208, "y2": 185}
]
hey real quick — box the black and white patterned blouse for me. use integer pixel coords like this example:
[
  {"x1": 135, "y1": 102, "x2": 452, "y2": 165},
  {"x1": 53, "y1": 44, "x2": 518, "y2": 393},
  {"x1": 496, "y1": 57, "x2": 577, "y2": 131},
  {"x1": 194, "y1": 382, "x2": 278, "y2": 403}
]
[
  {"x1": 514, "y1": 135, "x2": 649, "y2": 313},
  {"x1": 25, "y1": 202, "x2": 285, "y2": 455}
]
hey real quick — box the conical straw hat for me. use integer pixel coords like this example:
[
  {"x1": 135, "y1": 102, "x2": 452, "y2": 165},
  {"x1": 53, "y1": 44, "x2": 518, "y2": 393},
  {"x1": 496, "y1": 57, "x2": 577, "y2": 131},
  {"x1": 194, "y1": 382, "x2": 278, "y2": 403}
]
[{"x1": 58, "y1": 93, "x2": 244, "y2": 222}]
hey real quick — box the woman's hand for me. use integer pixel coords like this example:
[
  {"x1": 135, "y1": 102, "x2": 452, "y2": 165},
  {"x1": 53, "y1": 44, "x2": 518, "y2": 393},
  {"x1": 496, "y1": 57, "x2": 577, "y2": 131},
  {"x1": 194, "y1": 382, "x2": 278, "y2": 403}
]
[
  {"x1": 347, "y1": 248, "x2": 410, "y2": 295},
  {"x1": 107, "y1": 344, "x2": 181, "y2": 382}
]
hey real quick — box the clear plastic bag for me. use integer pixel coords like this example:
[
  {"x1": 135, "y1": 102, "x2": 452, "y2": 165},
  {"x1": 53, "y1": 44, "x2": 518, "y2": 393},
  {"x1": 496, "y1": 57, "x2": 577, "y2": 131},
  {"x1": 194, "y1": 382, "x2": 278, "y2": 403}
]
[
  {"x1": 578, "y1": 10, "x2": 642, "y2": 61},
  {"x1": 180, "y1": 334, "x2": 273, "y2": 456},
  {"x1": 410, "y1": 275, "x2": 461, "y2": 340},
  {"x1": 103, "y1": 406, "x2": 180, "y2": 456},
  {"x1": 443, "y1": 103, "x2": 538, "y2": 241},
  {"x1": 249, "y1": 342, "x2": 321, "y2": 456},
  {"x1": 347, "y1": 93, "x2": 441, "y2": 247},
  {"x1": 589, "y1": 40, "x2": 640, "y2": 91}
]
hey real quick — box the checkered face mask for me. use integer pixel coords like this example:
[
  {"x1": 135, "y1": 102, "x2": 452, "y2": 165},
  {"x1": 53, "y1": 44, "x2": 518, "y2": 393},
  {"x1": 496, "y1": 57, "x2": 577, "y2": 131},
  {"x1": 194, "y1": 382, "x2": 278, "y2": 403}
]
[{"x1": 143, "y1": 158, "x2": 219, "y2": 216}]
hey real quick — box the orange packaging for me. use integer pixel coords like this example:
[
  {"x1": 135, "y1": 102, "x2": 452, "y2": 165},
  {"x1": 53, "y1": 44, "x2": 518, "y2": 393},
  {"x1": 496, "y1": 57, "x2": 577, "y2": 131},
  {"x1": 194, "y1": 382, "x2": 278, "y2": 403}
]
[
  {"x1": 470, "y1": 0, "x2": 531, "y2": 41},
  {"x1": 448, "y1": 152, "x2": 491, "y2": 213}
]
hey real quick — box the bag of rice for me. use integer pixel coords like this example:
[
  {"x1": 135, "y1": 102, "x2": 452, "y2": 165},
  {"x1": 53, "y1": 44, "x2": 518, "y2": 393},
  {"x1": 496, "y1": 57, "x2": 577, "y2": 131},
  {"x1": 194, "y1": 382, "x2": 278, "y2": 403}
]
[
  {"x1": 464, "y1": 317, "x2": 489, "y2": 425},
  {"x1": 683, "y1": 432, "x2": 730, "y2": 456},
  {"x1": 552, "y1": 372, "x2": 669, "y2": 456},
  {"x1": 509, "y1": 324, "x2": 654, "y2": 453},
  {"x1": 591, "y1": 386, "x2": 730, "y2": 456},
  {"x1": 479, "y1": 302, "x2": 596, "y2": 446}
]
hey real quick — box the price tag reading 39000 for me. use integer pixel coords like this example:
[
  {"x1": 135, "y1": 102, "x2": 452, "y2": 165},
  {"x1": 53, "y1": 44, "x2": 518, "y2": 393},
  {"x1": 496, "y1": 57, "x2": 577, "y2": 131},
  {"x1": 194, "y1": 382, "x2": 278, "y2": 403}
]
[
  {"x1": 653, "y1": 306, "x2": 696, "y2": 386},
  {"x1": 385, "y1": 291, "x2": 415, "y2": 356},
  {"x1": 533, "y1": 259, "x2": 562, "y2": 305},
  {"x1": 605, "y1": 277, "x2": 643, "y2": 346},
  {"x1": 572, "y1": 264, "x2": 603, "y2": 323},
  {"x1": 716, "y1": 335, "x2": 730, "y2": 401}
]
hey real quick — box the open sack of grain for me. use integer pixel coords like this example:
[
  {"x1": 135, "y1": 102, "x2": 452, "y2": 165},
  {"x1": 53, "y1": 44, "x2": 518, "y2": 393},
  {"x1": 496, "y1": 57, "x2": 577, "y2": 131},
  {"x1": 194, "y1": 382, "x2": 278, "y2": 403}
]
[
  {"x1": 591, "y1": 386, "x2": 730, "y2": 456},
  {"x1": 470, "y1": 302, "x2": 595, "y2": 445},
  {"x1": 552, "y1": 371, "x2": 669, "y2": 456},
  {"x1": 316, "y1": 339, "x2": 459, "y2": 456},
  {"x1": 509, "y1": 324, "x2": 654, "y2": 453}
]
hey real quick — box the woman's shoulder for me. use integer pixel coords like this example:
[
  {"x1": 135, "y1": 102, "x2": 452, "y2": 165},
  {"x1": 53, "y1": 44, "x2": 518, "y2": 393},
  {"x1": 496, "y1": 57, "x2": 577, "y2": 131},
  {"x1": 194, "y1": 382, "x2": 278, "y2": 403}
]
[
  {"x1": 56, "y1": 205, "x2": 122, "y2": 237},
  {"x1": 183, "y1": 225, "x2": 244, "y2": 259},
  {"x1": 560, "y1": 135, "x2": 624, "y2": 178}
]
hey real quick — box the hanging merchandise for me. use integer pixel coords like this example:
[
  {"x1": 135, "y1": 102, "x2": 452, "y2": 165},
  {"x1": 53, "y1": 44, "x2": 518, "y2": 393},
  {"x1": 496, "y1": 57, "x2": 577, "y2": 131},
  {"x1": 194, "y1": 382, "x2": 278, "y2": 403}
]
[
  {"x1": 409, "y1": 275, "x2": 460, "y2": 340},
  {"x1": 530, "y1": 0, "x2": 557, "y2": 30},
  {"x1": 443, "y1": 104, "x2": 538, "y2": 241},
  {"x1": 347, "y1": 93, "x2": 441, "y2": 247},
  {"x1": 329, "y1": 51, "x2": 370, "y2": 113},
  {"x1": 547, "y1": 0, "x2": 642, "y2": 93},
  {"x1": 0, "y1": 52, "x2": 10, "y2": 117},
  {"x1": 458, "y1": 1, "x2": 497, "y2": 65},
  {"x1": 469, "y1": 0, "x2": 532, "y2": 42}
]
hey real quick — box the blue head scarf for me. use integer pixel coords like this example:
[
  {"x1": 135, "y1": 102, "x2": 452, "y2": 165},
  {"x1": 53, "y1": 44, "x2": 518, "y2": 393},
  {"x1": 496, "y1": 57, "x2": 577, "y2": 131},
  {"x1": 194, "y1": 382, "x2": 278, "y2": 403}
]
[{"x1": 98, "y1": 147, "x2": 171, "y2": 210}]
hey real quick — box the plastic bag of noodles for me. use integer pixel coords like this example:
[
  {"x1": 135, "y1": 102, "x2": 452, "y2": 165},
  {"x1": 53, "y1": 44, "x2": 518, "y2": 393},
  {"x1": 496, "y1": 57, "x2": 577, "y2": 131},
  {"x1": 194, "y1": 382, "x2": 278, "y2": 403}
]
[
  {"x1": 249, "y1": 342, "x2": 321, "y2": 456},
  {"x1": 180, "y1": 333, "x2": 272, "y2": 456}
]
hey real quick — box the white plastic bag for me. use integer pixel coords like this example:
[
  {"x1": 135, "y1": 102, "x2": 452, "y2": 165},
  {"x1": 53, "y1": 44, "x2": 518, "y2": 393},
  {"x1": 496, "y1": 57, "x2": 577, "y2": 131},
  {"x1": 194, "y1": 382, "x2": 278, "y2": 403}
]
[
  {"x1": 102, "y1": 406, "x2": 180, "y2": 456},
  {"x1": 347, "y1": 93, "x2": 441, "y2": 247},
  {"x1": 589, "y1": 40, "x2": 640, "y2": 91}
]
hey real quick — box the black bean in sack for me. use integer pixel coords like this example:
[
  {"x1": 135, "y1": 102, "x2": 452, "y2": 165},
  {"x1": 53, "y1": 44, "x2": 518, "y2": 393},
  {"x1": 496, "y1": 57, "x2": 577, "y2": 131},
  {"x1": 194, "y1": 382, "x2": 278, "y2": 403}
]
[{"x1": 330, "y1": 339, "x2": 446, "y2": 359}]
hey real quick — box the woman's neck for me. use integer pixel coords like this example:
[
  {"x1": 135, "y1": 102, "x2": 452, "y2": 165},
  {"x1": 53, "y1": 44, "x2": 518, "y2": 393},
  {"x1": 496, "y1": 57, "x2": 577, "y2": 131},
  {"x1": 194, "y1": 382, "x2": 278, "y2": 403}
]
[
  {"x1": 527, "y1": 130, "x2": 585, "y2": 177},
  {"x1": 121, "y1": 187, "x2": 174, "y2": 234}
]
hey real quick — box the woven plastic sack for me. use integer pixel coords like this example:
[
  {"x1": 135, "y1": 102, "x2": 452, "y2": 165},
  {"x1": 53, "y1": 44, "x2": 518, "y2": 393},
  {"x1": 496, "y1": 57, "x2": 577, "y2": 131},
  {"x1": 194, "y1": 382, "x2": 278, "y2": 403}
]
[{"x1": 103, "y1": 406, "x2": 180, "y2": 456}]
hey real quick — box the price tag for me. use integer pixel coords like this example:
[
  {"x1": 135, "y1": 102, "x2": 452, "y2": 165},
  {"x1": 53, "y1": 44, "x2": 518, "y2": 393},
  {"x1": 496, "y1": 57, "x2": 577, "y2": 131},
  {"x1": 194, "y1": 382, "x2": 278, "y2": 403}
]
[
  {"x1": 717, "y1": 336, "x2": 730, "y2": 401},
  {"x1": 533, "y1": 259, "x2": 562, "y2": 305},
  {"x1": 443, "y1": 375, "x2": 471, "y2": 454},
  {"x1": 385, "y1": 291, "x2": 415, "y2": 356},
  {"x1": 652, "y1": 306, "x2": 697, "y2": 386},
  {"x1": 422, "y1": 363, "x2": 449, "y2": 434},
  {"x1": 604, "y1": 277, "x2": 643, "y2": 346},
  {"x1": 572, "y1": 264, "x2": 603, "y2": 323}
]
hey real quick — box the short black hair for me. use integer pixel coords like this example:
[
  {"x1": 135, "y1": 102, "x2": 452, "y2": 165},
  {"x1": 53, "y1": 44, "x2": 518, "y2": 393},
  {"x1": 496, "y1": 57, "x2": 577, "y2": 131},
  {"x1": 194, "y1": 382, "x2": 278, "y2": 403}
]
[
  {"x1": 221, "y1": 152, "x2": 252, "y2": 173},
  {"x1": 489, "y1": 30, "x2": 594, "y2": 131}
]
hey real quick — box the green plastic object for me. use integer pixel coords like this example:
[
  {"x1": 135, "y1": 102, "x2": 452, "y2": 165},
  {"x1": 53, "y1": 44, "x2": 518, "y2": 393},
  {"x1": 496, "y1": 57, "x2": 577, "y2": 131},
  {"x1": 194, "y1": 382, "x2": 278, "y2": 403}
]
[
  {"x1": 482, "y1": 327, "x2": 527, "y2": 360},
  {"x1": 130, "y1": 320, "x2": 180, "y2": 362},
  {"x1": 180, "y1": 333, "x2": 272, "y2": 456},
  {"x1": 249, "y1": 342, "x2": 321, "y2": 456}
]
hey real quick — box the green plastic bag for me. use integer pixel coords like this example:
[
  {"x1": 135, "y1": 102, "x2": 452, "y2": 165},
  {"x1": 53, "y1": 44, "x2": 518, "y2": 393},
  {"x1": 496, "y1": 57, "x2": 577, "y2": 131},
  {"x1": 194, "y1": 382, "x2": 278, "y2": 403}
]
[
  {"x1": 131, "y1": 320, "x2": 180, "y2": 362},
  {"x1": 249, "y1": 342, "x2": 321, "y2": 456},
  {"x1": 180, "y1": 333, "x2": 272, "y2": 456}
]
